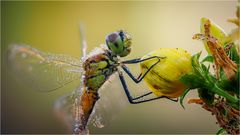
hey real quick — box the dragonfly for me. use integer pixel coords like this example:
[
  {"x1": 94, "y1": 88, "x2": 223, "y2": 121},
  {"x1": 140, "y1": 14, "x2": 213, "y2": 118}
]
[{"x1": 7, "y1": 26, "x2": 189, "y2": 134}]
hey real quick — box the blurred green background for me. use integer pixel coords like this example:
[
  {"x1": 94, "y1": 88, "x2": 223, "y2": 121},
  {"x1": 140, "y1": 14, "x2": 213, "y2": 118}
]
[{"x1": 1, "y1": 1, "x2": 237, "y2": 134}]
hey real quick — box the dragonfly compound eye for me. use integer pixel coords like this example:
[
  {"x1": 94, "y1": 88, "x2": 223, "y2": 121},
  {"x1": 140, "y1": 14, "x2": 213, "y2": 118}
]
[{"x1": 106, "y1": 31, "x2": 132, "y2": 57}]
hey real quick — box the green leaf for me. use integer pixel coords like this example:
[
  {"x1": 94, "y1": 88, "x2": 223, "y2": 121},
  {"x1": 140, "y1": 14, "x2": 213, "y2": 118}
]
[
  {"x1": 228, "y1": 101, "x2": 240, "y2": 110},
  {"x1": 201, "y1": 63, "x2": 210, "y2": 75},
  {"x1": 198, "y1": 88, "x2": 214, "y2": 105},
  {"x1": 228, "y1": 44, "x2": 240, "y2": 64},
  {"x1": 180, "y1": 88, "x2": 191, "y2": 109},
  {"x1": 202, "y1": 55, "x2": 213, "y2": 63},
  {"x1": 219, "y1": 68, "x2": 227, "y2": 80},
  {"x1": 218, "y1": 67, "x2": 239, "y2": 96},
  {"x1": 192, "y1": 52, "x2": 201, "y2": 64},
  {"x1": 201, "y1": 63, "x2": 216, "y2": 83},
  {"x1": 218, "y1": 78, "x2": 239, "y2": 96},
  {"x1": 191, "y1": 52, "x2": 203, "y2": 75},
  {"x1": 179, "y1": 73, "x2": 204, "y2": 89},
  {"x1": 201, "y1": 63, "x2": 208, "y2": 72},
  {"x1": 216, "y1": 128, "x2": 225, "y2": 135}
]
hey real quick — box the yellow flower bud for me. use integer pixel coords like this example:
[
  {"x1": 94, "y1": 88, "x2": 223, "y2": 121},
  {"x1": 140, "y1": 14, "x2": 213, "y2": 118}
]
[{"x1": 140, "y1": 48, "x2": 192, "y2": 98}]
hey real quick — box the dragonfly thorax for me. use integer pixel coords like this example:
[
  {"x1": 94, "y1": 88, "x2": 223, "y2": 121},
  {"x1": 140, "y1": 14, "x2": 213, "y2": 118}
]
[{"x1": 83, "y1": 49, "x2": 119, "y2": 92}]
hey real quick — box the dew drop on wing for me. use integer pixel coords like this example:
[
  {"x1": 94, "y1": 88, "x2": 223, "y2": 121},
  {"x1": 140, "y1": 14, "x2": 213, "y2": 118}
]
[
  {"x1": 89, "y1": 74, "x2": 128, "y2": 128},
  {"x1": 53, "y1": 86, "x2": 86, "y2": 132},
  {"x1": 21, "y1": 53, "x2": 27, "y2": 58},
  {"x1": 54, "y1": 75, "x2": 128, "y2": 132},
  {"x1": 28, "y1": 65, "x2": 33, "y2": 72},
  {"x1": 6, "y1": 44, "x2": 82, "y2": 92}
]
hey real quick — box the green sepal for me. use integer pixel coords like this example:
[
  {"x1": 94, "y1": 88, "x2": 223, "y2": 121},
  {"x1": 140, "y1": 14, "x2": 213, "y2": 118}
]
[
  {"x1": 218, "y1": 67, "x2": 240, "y2": 96},
  {"x1": 180, "y1": 52, "x2": 239, "y2": 109},
  {"x1": 228, "y1": 101, "x2": 240, "y2": 110},
  {"x1": 201, "y1": 63, "x2": 210, "y2": 75},
  {"x1": 216, "y1": 128, "x2": 225, "y2": 135},
  {"x1": 179, "y1": 52, "x2": 206, "y2": 89},
  {"x1": 227, "y1": 44, "x2": 240, "y2": 65},
  {"x1": 198, "y1": 88, "x2": 214, "y2": 105},
  {"x1": 180, "y1": 88, "x2": 191, "y2": 109},
  {"x1": 202, "y1": 55, "x2": 213, "y2": 63},
  {"x1": 192, "y1": 52, "x2": 202, "y2": 68},
  {"x1": 179, "y1": 73, "x2": 204, "y2": 89}
]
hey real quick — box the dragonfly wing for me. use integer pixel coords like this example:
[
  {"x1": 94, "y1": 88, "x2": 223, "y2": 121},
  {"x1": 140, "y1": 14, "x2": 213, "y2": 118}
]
[
  {"x1": 53, "y1": 75, "x2": 128, "y2": 130},
  {"x1": 89, "y1": 74, "x2": 128, "y2": 128},
  {"x1": 54, "y1": 86, "x2": 84, "y2": 131},
  {"x1": 7, "y1": 44, "x2": 82, "y2": 92},
  {"x1": 54, "y1": 92, "x2": 74, "y2": 131}
]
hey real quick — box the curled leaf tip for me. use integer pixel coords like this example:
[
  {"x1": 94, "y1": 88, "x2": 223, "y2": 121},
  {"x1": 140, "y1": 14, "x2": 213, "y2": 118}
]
[
  {"x1": 180, "y1": 88, "x2": 191, "y2": 109},
  {"x1": 216, "y1": 128, "x2": 225, "y2": 135}
]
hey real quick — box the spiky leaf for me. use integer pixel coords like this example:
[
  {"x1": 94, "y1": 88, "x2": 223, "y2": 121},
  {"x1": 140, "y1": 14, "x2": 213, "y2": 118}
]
[
  {"x1": 202, "y1": 55, "x2": 213, "y2": 63},
  {"x1": 180, "y1": 88, "x2": 191, "y2": 109}
]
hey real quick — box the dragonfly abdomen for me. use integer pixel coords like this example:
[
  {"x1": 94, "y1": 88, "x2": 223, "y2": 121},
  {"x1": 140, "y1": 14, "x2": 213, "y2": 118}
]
[{"x1": 76, "y1": 50, "x2": 118, "y2": 131}]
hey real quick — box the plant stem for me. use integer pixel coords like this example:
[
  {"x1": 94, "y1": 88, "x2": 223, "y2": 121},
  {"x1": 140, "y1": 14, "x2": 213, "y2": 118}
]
[{"x1": 211, "y1": 84, "x2": 239, "y2": 103}]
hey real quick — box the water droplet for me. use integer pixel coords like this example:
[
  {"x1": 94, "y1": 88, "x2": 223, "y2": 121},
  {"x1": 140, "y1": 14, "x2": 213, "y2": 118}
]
[
  {"x1": 92, "y1": 116, "x2": 104, "y2": 128},
  {"x1": 62, "y1": 100, "x2": 66, "y2": 104},
  {"x1": 21, "y1": 53, "x2": 27, "y2": 58},
  {"x1": 28, "y1": 65, "x2": 32, "y2": 71},
  {"x1": 73, "y1": 127, "x2": 81, "y2": 135}
]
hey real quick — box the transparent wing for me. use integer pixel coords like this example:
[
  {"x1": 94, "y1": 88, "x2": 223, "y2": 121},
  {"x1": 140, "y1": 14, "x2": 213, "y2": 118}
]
[
  {"x1": 53, "y1": 86, "x2": 83, "y2": 132},
  {"x1": 7, "y1": 44, "x2": 82, "y2": 92},
  {"x1": 54, "y1": 75, "x2": 128, "y2": 130},
  {"x1": 54, "y1": 91, "x2": 78, "y2": 131},
  {"x1": 89, "y1": 75, "x2": 128, "y2": 128}
]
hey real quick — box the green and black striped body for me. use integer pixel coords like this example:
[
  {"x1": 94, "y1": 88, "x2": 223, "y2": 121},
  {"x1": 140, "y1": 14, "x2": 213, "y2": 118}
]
[{"x1": 83, "y1": 49, "x2": 119, "y2": 93}]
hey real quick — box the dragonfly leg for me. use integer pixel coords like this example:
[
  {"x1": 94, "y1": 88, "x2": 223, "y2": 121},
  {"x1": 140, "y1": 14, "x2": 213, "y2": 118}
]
[
  {"x1": 131, "y1": 92, "x2": 178, "y2": 102},
  {"x1": 122, "y1": 56, "x2": 164, "y2": 64},
  {"x1": 132, "y1": 92, "x2": 153, "y2": 100},
  {"x1": 118, "y1": 71, "x2": 178, "y2": 104},
  {"x1": 121, "y1": 56, "x2": 164, "y2": 83}
]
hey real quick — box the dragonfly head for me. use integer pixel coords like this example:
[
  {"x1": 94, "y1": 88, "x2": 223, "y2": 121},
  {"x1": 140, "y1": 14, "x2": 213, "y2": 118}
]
[{"x1": 106, "y1": 30, "x2": 132, "y2": 57}]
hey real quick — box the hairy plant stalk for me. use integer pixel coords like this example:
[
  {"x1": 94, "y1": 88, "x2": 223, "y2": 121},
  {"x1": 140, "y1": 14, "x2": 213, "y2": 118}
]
[
  {"x1": 180, "y1": 6, "x2": 240, "y2": 134},
  {"x1": 188, "y1": 98, "x2": 240, "y2": 135}
]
